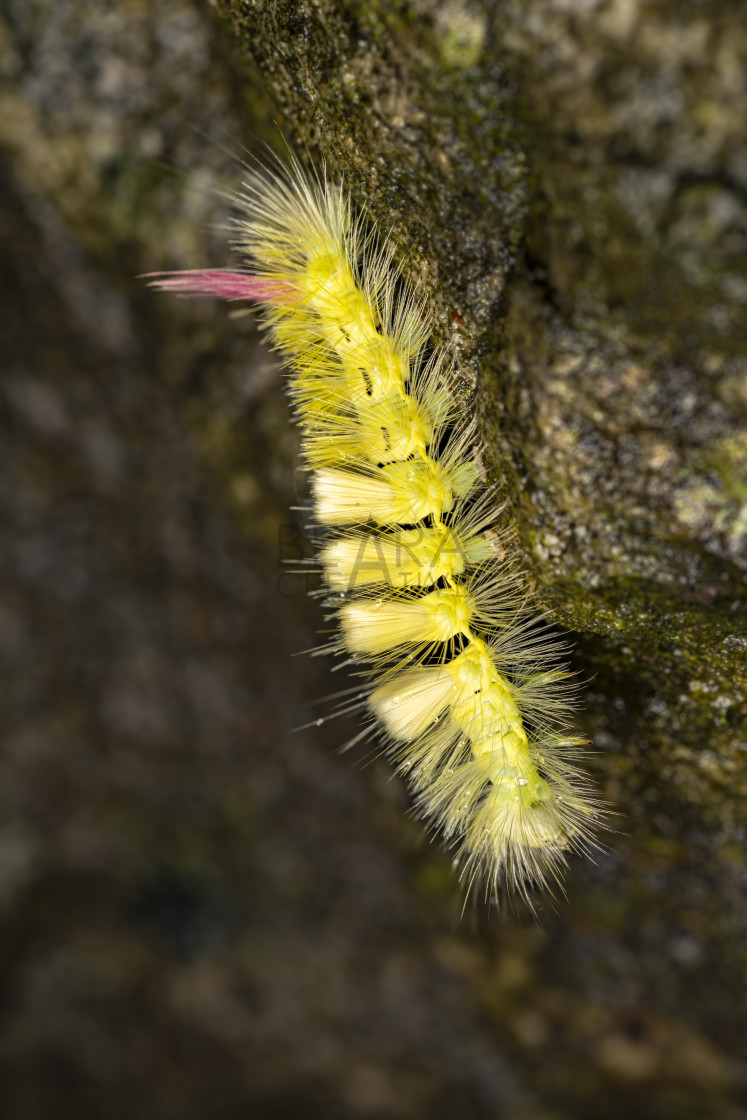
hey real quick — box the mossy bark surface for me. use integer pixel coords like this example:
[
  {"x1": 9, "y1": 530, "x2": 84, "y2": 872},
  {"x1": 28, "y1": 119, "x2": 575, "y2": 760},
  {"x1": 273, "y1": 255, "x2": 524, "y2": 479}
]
[{"x1": 1, "y1": 1, "x2": 746, "y2": 1117}]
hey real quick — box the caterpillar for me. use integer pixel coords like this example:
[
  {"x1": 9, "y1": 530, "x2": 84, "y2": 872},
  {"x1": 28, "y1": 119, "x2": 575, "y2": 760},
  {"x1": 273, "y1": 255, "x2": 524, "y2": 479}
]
[{"x1": 148, "y1": 156, "x2": 600, "y2": 901}]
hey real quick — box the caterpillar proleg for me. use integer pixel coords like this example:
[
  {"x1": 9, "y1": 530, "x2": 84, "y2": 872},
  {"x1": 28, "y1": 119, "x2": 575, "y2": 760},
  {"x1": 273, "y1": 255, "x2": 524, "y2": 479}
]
[{"x1": 148, "y1": 156, "x2": 600, "y2": 901}]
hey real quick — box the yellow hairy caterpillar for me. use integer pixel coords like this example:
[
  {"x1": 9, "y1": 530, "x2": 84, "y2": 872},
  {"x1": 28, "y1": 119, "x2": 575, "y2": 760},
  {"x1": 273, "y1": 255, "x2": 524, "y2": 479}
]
[{"x1": 148, "y1": 157, "x2": 600, "y2": 900}]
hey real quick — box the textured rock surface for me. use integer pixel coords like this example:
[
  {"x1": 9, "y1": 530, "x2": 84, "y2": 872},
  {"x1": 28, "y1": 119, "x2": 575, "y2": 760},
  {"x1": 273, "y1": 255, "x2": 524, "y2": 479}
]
[{"x1": 1, "y1": 0, "x2": 746, "y2": 1117}]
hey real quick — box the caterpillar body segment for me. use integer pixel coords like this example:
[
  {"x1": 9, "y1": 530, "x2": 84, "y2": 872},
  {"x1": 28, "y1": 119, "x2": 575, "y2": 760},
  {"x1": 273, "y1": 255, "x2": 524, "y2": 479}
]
[
  {"x1": 320, "y1": 524, "x2": 499, "y2": 593},
  {"x1": 148, "y1": 158, "x2": 599, "y2": 899}
]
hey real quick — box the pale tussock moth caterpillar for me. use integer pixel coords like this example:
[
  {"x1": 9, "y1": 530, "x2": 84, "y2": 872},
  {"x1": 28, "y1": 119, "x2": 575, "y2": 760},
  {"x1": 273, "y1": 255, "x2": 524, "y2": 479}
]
[{"x1": 147, "y1": 155, "x2": 601, "y2": 902}]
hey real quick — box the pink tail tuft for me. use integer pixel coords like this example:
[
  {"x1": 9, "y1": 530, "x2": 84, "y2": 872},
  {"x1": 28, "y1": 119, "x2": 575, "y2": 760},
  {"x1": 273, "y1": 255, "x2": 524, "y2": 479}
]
[{"x1": 144, "y1": 270, "x2": 293, "y2": 304}]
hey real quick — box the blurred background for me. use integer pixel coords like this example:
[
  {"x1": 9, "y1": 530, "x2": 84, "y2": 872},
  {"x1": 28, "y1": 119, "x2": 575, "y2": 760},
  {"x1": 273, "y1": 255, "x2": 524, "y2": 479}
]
[{"x1": 1, "y1": 2, "x2": 746, "y2": 1118}]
